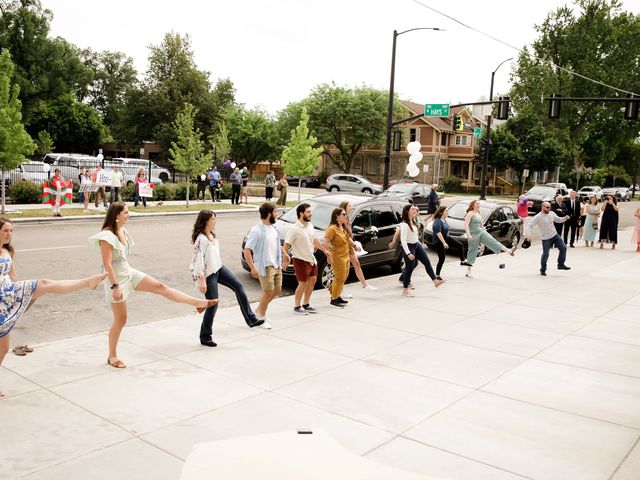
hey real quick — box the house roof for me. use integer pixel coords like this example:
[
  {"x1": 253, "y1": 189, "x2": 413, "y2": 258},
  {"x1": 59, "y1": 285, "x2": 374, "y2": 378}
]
[{"x1": 400, "y1": 100, "x2": 473, "y2": 134}]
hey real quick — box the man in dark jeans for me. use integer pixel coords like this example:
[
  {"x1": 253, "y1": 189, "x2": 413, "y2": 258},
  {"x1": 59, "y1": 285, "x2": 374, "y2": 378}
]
[
  {"x1": 229, "y1": 167, "x2": 242, "y2": 205},
  {"x1": 426, "y1": 184, "x2": 440, "y2": 221},
  {"x1": 524, "y1": 201, "x2": 571, "y2": 276}
]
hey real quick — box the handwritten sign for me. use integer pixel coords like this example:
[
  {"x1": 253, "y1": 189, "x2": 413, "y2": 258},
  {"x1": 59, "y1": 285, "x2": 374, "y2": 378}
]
[{"x1": 138, "y1": 183, "x2": 153, "y2": 198}]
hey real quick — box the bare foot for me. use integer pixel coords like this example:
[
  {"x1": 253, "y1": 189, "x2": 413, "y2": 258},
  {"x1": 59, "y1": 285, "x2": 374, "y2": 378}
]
[
  {"x1": 89, "y1": 273, "x2": 108, "y2": 290},
  {"x1": 196, "y1": 298, "x2": 220, "y2": 314}
]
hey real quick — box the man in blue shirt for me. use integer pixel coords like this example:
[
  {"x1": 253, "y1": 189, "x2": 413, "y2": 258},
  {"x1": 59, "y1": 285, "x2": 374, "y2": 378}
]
[{"x1": 207, "y1": 166, "x2": 221, "y2": 202}]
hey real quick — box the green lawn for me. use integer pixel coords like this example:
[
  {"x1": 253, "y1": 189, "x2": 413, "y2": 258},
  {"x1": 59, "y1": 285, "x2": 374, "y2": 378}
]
[
  {"x1": 4, "y1": 208, "x2": 103, "y2": 219},
  {"x1": 128, "y1": 202, "x2": 256, "y2": 213}
]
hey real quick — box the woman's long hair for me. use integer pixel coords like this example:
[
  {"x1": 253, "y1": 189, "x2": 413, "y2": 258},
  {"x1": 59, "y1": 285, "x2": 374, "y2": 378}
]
[
  {"x1": 192, "y1": 210, "x2": 216, "y2": 243},
  {"x1": 401, "y1": 204, "x2": 414, "y2": 231},
  {"x1": 466, "y1": 200, "x2": 479, "y2": 213},
  {"x1": 102, "y1": 202, "x2": 127, "y2": 232},
  {"x1": 0, "y1": 216, "x2": 15, "y2": 257},
  {"x1": 434, "y1": 206, "x2": 447, "y2": 220},
  {"x1": 329, "y1": 208, "x2": 345, "y2": 227}
]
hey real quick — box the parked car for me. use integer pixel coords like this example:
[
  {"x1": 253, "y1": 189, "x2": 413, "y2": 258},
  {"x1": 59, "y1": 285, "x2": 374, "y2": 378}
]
[
  {"x1": 423, "y1": 199, "x2": 523, "y2": 258},
  {"x1": 602, "y1": 187, "x2": 632, "y2": 202},
  {"x1": 325, "y1": 174, "x2": 383, "y2": 195},
  {"x1": 378, "y1": 182, "x2": 432, "y2": 212},
  {"x1": 241, "y1": 193, "x2": 406, "y2": 289},
  {"x1": 114, "y1": 158, "x2": 170, "y2": 183},
  {"x1": 524, "y1": 185, "x2": 569, "y2": 215},
  {"x1": 3, "y1": 161, "x2": 51, "y2": 186},
  {"x1": 544, "y1": 182, "x2": 568, "y2": 190},
  {"x1": 577, "y1": 186, "x2": 603, "y2": 202},
  {"x1": 285, "y1": 175, "x2": 321, "y2": 188}
]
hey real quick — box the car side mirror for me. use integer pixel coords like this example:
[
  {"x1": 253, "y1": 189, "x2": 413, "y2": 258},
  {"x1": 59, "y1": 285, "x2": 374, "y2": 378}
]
[
  {"x1": 491, "y1": 220, "x2": 500, "y2": 227},
  {"x1": 412, "y1": 191, "x2": 420, "y2": 196}
]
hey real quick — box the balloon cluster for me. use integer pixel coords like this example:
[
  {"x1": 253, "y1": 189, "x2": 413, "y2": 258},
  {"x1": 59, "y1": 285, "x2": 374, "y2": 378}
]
[
  {"x1": 223, "y1": 160, "x2": 237, "y2": 169},
  {"x1": 405, "y1": 141, "x2": 422, "y2": 177}
]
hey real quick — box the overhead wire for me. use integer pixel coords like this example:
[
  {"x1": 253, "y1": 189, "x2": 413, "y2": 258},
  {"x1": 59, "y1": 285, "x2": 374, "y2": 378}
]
[{"x1": 409, "y1": 0, "x2": 640, "y2": 97}]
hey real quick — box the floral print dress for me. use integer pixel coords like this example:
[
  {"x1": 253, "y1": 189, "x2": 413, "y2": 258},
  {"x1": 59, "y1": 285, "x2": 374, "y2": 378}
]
[{"x1": 0, "y1": 256, "x2": 38, "y2": 337}]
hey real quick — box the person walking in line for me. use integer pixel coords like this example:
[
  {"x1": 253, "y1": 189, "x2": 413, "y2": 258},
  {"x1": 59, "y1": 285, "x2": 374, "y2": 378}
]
[
  {"x1": 192, "y1": 210, "x2": 264, "y2": 347},
  {"x1": 230, "y1": 167, "x2": 242, "y2": 205},
  {"x1": 632, "y1": 206, "x2": 640, "y2": 252},
  {"x1": 134, "y1": 168, "x2": 148, "y2": 208},
  {"x1": 399, "y1": 204, "x2": 444, "y2": 297},
  {"x1": 578, "y1": 197, "x2": 588, "y2": 240},
  {"x1": 89, "y1": 202, "x2": 217, "y2": 369},
  {"x1": 338, "y1": 200, "x2": 377, "y2": 294},
  {"x1": 583, "y1": 196, "x2": 600, "y2": 247},
  {"x1": 244, "y1": 202, "x2": 290, "y2": 327},
  {"x1": 0, "y1": 217, "x2": 106, "y2": 397},
  {"x1": 563, "y1": 191, "x2": 581, "y2": 248},
  {"x1": 81, "y1": 167, "x2": 92, "y2": 213},
  {"x1": 463, "y1": 199, "x2": 517, "y2": 277},
  {"x1": 283, "y1": 203, "x2": 330, "y2": 314},
  {"x1": 324, "y1": 208, "x2": 352, "y2": 307},
  {"x1": 524, "y1": 201, "x2": 571, "y2": 276},
  {"x1": 599, "y1": 194, "x2": 619, "y2": 250},
  {"x1": 432, "y1": 206, "x2": 467, "y2": 281},
  {"x1": 240, "y1": 167, "x2": 249, "y2": 204},
  {"x1": 276, "y1": 174, "x2": 288, "y2": 206},
  {"x1": 207, "y1": 166, "x2": 222, "y2": 202},
  {"x1": 92, "y1": 164, "x2": 108, "y2": 209},
  {"x1": 264, "y1": 171, "x2": 276, "y2": 201},
  {"x1": 110, "y1": 165, "x2": 124, "y2": 204}
]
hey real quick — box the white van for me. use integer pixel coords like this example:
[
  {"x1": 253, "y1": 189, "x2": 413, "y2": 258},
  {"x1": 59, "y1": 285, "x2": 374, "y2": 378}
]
[{"x1": 114, "y1": 158, "x2": 170, "y2": 184}]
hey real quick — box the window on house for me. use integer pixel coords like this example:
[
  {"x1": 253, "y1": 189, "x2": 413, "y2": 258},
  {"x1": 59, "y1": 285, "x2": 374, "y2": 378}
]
[
  {"x1": 409, "y1": 128, "x2": 419, "y2": 142},
  {"x1": 440, "y1": 133, "x2": 447, "y2": 146},
  {"x1": 455, "y1": 135, "x2": 468, "y2": 146}
]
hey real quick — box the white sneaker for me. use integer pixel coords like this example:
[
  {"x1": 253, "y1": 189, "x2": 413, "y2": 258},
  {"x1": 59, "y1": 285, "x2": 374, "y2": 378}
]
[
  {"x1": 259, "y1": 319, "x2": 272, "y2": 330},
  {"x1": 342, "y1": 293, "x2": 353, "y2": 299},
  {"x1": 363, "y1": 284, "x2": 377, "y2": 291}
]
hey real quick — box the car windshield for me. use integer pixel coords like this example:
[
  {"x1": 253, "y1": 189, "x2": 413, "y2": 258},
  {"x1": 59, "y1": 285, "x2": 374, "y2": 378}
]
[
  {"x1": 279, "y1": 200, "x2": 336, "y2": 230},
  {"x1": 528, "y1": 186, "x2": 555, "y2": 195},
  {"x1": 579, "y1": 187, "x2": 595, "y2": 192},
  {"x1": 447, "y1": 202, "x2": 492, "y2": 221},
  {"x1": 388, "y1": 184, "x2": 415, "y2": 194}
]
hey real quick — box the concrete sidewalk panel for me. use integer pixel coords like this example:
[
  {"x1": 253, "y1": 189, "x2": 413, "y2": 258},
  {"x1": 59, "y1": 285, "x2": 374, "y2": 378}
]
[
  {"x1": 276, "y1": 360, "x2": 471, "y2": 433},
  {"x1": 575, "y1": 317, "x2": 640, "y2": 346},
  {"x1": 0, "y1": 367, "x2": 40, "y2": 398},
  {"x1": 405, "y1": 391, "x2": 639, "y2": 480},
  {"x1": 612, "y1": 440, "x2": 640, "y2": 480}
]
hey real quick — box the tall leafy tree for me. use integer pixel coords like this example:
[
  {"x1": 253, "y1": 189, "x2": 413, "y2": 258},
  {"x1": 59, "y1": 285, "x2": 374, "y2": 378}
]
[
  {"x1": 209, "y1": 121, "x2": 231, "y2": 163},
  {"x1": 169, "y1": 103, "x2": 211, "y2": 207},
  {"x1": 225, "y1": 105, "x2": 278, "y2": 170},
  {"x1": 0, "y1": 50, "x2": 35, "y2": 213},
  {"x1": 281, "y1": 107, "x2": 323, "y2": 201},
  {"x1": 510, "y1": 0, "x2": 640, "y2": 175}
]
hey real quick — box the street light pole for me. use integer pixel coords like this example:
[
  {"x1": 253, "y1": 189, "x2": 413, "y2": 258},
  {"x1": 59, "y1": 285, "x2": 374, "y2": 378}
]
[
  {"x1": 480, "y1": 57, "x2": 512, "y2": 200},
  {"x1": 383, "y1": 27, "x2": 442, "y2": 191}
]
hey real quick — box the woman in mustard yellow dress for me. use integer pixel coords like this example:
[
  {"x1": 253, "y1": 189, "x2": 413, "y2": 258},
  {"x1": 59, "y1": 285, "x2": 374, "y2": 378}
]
[{"x1": 324, "y1": 208, "x2": 351, "y2": 307}]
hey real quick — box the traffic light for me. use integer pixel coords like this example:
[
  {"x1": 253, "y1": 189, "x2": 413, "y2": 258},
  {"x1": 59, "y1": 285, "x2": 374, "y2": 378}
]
[
  {"x1": 548, "y1": 93, "x2": 562, "y2": 118},
  {"x1": 479, "y1": 138, "x2": 489, "y2": 159},
  {"x1": 452, "y1": 114, "x2": 463, "y2": 131},
  {"x1": 624, "y1": 93, "x2": 639, "y2": 120},
  {"x1": 496, "y1": 96, "x2": 510, "y2": 120}
]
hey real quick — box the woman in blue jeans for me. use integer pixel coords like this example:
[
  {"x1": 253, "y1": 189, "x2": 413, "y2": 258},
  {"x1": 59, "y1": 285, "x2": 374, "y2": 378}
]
[
  {"x1": 191, "y1": 210, "x2": 264, "y2": 346},
  {"x1": 399, "y1": 204, "x2": 444, "y2": 297}
]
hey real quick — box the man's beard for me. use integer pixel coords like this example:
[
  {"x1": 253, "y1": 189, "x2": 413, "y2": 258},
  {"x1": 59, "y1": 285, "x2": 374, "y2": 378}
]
[{"x1": 269, "y1": 215, "x2": 276, "y2": 224}]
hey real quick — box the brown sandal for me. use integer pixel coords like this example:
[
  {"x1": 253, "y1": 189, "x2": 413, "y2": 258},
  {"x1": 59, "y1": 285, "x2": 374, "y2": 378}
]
[
  {"x1": 17, "y1": 345, "x2": 34, "y2": 353},
  {"x1": 12, "y1": 346, "x2": 27, "y2": 356},
  {"x1": 107, "y1": 358, "x2": 126, "y2": 368}
]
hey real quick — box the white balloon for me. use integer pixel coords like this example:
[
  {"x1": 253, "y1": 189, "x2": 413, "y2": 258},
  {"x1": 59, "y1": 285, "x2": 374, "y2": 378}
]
[
  {"x1": 230, "y1": 162, "x2": 236, "y2": 169},
  {"x1": 406, "y1": 141, "x2": 421, "y2": 155},
  {"x1": 407, "y1": 164, "x2": 420, "y2": 177},
  {"x1": 42, "y1": 163, "x2": 51, "y2": 173},
  {"x1": 201, "y1": 174, "x2": 206, "y2": 181},
  {"x1": 96, "y1": 154, "x2": 104, "y2": 161},
  {"x1": 408, "y1": 152, "x2": 423, "y2": 164}
]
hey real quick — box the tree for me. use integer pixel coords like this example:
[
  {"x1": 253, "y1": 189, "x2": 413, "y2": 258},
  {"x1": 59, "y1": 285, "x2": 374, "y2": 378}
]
[
  {"x1": 225, "y1": 106, "x2": 278, "y2": 170},
  {"x1": 510, "y1": 0, "x2": 640, "y2": 174},
  {"x1": 34, "y1": 130, "x2": 53, "y2": 155},
  {"x1": 0, "y1": 50, "x2": 36, "y2": 213},
  {"x1": 169, "y1": 103, "x2": 211, "y2": 207},
  {"x1": 209, "y1": 121, "x2": 231, "y2": 163},
  {"x1": 281, "y1": 107, "x2": 323, "y2": 201}
]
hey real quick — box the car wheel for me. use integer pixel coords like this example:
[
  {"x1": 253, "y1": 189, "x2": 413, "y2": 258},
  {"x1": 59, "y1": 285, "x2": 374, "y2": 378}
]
[
  {"x1": 509, "y1": 231, "x2": 520, "y2": 248},
  {"x1": 391, "y1": 253, "x2": 405, "y2": 273},
  {"x1": 329, "y1": 186, "x2": 339, "y2": 192},
  {"x1": 300, "y1": 180, "x2": 308, "y2": 188},
  {"x1": 316, "y1": 259, "x2": 334, "y2": 290},
  {"x1": 159, "y1": 173, "x2": 169, "y2": 182},
  {"x1": 362, "y1": 188, "x2": 372, "y2": 194}
]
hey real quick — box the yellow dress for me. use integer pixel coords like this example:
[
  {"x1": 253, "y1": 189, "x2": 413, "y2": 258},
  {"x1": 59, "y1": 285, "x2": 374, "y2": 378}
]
[{"x1": 88, "y1": 229, "x2": 146, "y2": 303}]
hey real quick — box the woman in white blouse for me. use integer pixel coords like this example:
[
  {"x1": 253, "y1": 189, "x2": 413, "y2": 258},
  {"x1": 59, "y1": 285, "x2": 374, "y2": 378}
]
[
  {"x1": 399, "y1": 204, "x2": 444, "y2": 297},
  {"x1": 191, "y1": 210, "x2": 264, "y2": 347}
]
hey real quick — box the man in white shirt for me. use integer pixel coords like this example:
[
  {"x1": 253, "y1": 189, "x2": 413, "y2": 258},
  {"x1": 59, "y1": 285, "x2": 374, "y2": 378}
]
[
  {"x1": 524, "y1": 201, "x2": 571, "y2": 276},
  {"x1": 283, "y1": 203, "x2": 330, "y2": 315},
  {"x1": 110, "y1": 165, "x2": 124, "y2": 203}
]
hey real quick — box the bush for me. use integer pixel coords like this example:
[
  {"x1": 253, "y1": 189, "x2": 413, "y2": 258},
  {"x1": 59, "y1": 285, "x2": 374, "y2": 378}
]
[
  {"x1": 122, "y1": 184, "x2": 135, "y2": 202},
  {"x1": 9, "y1": 180, "x2": 42, "y2": 204},
  {"x1": 174, "y1": 182, "x2": 198, "y2": 200},
  {"x1": 441, "y1": 176, "x2": 464, "y2": 193},
  {"x1": 219, "y1": 183, "x2": 232, "y2": 199},
  {"x1": 153, "y1": 184, "x2": 175, "y2": 201}
]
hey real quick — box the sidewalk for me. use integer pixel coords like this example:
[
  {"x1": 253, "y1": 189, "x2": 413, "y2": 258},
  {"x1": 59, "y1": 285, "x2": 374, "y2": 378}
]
[{"x1": 2, "y1": 236, "x2": 639, "y2": 480}]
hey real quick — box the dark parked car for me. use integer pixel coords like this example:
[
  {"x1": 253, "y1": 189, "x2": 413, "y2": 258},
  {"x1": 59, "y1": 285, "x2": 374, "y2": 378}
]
[
  {"x1": 285, "y1": 175, "x2": 321, "y2": 188},
  {"x1": 525, "y1": 185, "x2": 569, "y2": 215},
  {"x1": 423, "y1": 199, "x2": 523, "y2": 257},
  {"x1": 378, "y1": 183, "x2": 432, "y2": 212},
  {"x1": 241, "y1": 193, "x2": 407, "y2": 289}
]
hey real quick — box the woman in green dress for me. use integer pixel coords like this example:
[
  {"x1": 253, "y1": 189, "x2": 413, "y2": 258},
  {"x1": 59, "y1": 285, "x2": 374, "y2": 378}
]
[
  {"x1": 89, "y1": 202, "x2": 217, "y2": 369},
  {"x1": 464, "y1": 199, "x2": 517, "y2": 277}
]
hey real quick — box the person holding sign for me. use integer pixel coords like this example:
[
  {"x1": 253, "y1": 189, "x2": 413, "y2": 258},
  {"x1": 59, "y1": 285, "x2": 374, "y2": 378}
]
[
  {"x1": 80, "y1": 168, "x2": 95, "y2": 213},
  {"x1": 50, "y1": 169, "x2": 67, "y2": 217},
  {"x1": 92, "y1": 165, "x2": 108, "y2": 208},
  {"x1": 89, "y1": 203, "x2": 218, "y2": 368},
  {"x1": 134, "y1": 168, "x2": 148, "y2": 208}
]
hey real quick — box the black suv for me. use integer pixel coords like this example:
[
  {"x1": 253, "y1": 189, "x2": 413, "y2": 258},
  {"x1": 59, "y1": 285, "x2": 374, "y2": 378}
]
[
  {"x1": 524, "y1": 185, "x2": 569, "y2": 215},
  {"x1": 241, "y1": 193, "x2": 407, "y2": 289}
]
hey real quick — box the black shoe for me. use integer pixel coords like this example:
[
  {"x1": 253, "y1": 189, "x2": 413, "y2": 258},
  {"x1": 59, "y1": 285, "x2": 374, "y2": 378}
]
[
  {"x1": 558, "y1": 265, "x2": 571, "y2": 270},
  {"x1": 249, "y1": 319, "x2": 265, "y2": 328},
  {"x1": 336, "y1": 297, "x2": 349, "y2": 305},
  {"x1": 330, "y1": 299, "x2": 345, "y2": 307},
  {"x1": 460, "y1": 261, "x2": 473, "y2": 267},
  {"x1": 200, "y1": 340, "x2": 217, "y2": 347},
  {"x1": 569, "y1": 244, "x2": 575, "y2": 248},
  {"x1": 540, "y1": 271, "x2": 547, "y2": 276},
  {"x1": 436, "y1": 276, "x2": 443, "y2": 281}
]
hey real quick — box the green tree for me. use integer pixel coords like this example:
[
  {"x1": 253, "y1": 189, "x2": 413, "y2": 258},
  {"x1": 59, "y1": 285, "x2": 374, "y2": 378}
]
[
  {"x1": 34, "y1": 129, "x2": 53, "y2": 155},
  {"x1": 0, "y1": 50, "x2": 36, "y2": 213},
  {"x1": 209, "y1": 121, "x2": 231, "y2": 163},
  {"x1": 281, "y1": 107, "x2": 323, "y2": 201},
  {"x1": 510, "y1": 0, "x2": 640, "y2": 172},
  {"x1": 169, "y1": 103, "x2": 212, "y2": 207},
  {"x1": 225, "y1": 106, "x2": 278, "y2": 170}
]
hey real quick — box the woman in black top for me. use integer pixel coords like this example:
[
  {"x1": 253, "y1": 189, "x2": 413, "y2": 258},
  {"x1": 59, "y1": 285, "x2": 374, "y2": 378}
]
[
  {"x1": 599, "y1": 195, "x2": 620, "y2": 249},
  {"x1": 432, "y1": 206, "x2": 467, "y2": 280}
]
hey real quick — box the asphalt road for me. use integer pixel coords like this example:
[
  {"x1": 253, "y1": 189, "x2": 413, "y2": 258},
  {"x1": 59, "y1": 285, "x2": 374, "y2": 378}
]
[{"x1": 10, "y1": 197, "x2": 639, "y2": 346}]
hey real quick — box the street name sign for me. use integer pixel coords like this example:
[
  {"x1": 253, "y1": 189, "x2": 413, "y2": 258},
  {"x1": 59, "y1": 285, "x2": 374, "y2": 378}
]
[
  {"x1": 424, "y1": 104, "x2": 450, "y2": 117},
  {"x1": 473, "y1": 127, "x2": 483, "y2": 138}
]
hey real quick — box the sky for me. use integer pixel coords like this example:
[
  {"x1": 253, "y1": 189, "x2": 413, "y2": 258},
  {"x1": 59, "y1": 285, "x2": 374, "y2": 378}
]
[{"x1": 43, "y1": 0, "x2": 640, "y2": 115}]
